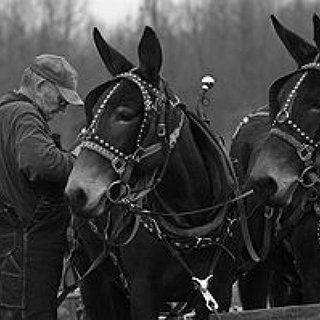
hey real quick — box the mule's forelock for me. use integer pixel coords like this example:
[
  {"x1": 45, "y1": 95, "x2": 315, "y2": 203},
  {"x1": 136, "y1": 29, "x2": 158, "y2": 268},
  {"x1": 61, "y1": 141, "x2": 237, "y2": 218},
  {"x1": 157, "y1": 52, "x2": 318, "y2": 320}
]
[
  {"x1": 138, "y1": 26, "x2": 163, "y2": 85},
  {"x1": 271, "y1": 14, "x2": 318, "y2": 67},
  {"x1": 93, "y1": 27, "x2": 134, "y2": 76}
]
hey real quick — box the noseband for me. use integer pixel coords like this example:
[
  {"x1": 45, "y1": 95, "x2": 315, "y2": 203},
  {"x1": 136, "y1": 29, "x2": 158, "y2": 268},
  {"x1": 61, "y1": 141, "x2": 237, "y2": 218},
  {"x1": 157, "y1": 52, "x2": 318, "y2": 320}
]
[
  {"x1": 271, "y1": 62, "x2": 320, "y2": 188},
  {"x1": 80, "y1": 70, "x2": 185, "y2": 200}
]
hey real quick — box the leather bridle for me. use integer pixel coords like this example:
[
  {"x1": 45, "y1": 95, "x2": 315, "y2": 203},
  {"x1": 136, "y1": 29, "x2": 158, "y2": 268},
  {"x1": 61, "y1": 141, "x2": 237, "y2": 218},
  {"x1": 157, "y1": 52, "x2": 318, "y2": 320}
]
[
  {"x1": 271, "y1": 62, "x2": 320, "y2": 188},
  {"x1": 80, "y1": 70, "x2": 185, "y2": 202}
]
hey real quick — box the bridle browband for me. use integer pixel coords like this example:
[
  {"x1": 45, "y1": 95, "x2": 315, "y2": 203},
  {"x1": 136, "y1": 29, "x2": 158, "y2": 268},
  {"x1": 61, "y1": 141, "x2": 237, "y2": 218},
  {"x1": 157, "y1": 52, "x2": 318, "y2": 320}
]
[
  {"x1": 271, "y1": 61, "x2": 320, "y2": 188},
  {"x1": 80, "y1": 70, "x2": 185, "y2": 201}
]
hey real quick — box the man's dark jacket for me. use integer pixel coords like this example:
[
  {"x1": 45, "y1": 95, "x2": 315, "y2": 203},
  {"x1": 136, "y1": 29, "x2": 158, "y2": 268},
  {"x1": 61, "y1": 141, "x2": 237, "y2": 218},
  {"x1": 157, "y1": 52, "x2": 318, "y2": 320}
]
[{"x1": 0, "y1": 92, "x2": 74, "y2": 225}]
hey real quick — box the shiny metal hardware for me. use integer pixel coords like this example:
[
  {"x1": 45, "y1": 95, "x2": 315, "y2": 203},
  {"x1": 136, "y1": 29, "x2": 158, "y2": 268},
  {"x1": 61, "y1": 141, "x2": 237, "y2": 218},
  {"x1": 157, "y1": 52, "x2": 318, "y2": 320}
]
[
  {"x1": 192, "y1": 275, "x2": 218, "y2": 311},
  {"x1": 106, "y1": 180, "x2": 131, "y2": 203},
  {"x1": 276, "y1": 109, "x2": 289, "y2": 124}
]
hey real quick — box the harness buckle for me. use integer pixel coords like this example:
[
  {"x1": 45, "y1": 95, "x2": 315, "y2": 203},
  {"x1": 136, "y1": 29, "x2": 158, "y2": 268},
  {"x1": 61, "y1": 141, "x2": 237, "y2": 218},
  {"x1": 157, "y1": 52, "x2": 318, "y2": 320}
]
[
  {"x1": 299, "y1": 166, "x2": 319, "y2": 188},
  {"x1": 276, "y1": 109, "x2": 289, "y2": 124},
  {"x1": 157, "y1": 123, "x2": 166, "y2": 137},
  {"x1": 111, "y1": 157, "x2": 126, "y2": 175},
  {"x1": 297, "y1": 144, "x2": 314, "y2": 163},
  {"x1": 132, "y1": 147, "x2": 145, "y2": 162}
]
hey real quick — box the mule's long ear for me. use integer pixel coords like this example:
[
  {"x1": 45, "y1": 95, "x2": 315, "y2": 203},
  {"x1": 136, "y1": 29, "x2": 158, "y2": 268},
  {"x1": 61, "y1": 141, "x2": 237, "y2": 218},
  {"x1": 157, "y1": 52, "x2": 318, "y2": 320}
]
[
  {"x1": 138, "y1": 26, "x2": 162, "y2": 84},
  {"x1": 271, "y1": 15, "x2": 318, "y2": 67},
  {"x1": 93, "y1": 27, "x2": 134, "y2": 76},
  {"x1": 313, "y1": 14, "x2": 320, "y2": 52}
]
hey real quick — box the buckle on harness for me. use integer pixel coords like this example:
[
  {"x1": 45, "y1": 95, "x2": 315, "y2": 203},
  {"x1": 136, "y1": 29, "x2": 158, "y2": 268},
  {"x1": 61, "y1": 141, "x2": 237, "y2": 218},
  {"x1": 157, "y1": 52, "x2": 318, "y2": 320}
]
[
  {"x1": 111, "y1": 157, "x2": 126, "y2": 175},
  {"x1": 276, "y1": 109, "x2": 289, "y2": 124},
  {"x1": 297, "y1": 144, "x2": 314, "y2": 163},
  {"x1": 157, "y1": 123, "x2": 166, "y2": 137}
]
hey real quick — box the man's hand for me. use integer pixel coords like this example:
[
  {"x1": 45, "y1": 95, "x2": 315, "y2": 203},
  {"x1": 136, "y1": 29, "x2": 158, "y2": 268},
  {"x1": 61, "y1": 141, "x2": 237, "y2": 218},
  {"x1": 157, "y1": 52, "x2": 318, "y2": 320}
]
[{"x1": 69, "y1": 127, "x2": 87, "y2": 157}]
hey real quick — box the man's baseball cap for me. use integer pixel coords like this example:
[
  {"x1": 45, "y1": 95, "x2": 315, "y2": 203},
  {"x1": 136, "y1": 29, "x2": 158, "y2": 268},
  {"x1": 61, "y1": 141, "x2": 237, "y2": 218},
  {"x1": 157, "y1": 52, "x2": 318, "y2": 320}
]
[{"x1": 30, "y1": 54, "x2": 84, "y2": 106}]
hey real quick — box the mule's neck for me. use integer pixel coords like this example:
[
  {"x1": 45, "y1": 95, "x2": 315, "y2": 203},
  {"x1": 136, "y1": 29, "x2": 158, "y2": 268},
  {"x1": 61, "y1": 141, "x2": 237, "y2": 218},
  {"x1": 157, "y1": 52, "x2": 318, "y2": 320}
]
[{"x1": 152, "y1": 116, "x2": 224, "y2": 226}]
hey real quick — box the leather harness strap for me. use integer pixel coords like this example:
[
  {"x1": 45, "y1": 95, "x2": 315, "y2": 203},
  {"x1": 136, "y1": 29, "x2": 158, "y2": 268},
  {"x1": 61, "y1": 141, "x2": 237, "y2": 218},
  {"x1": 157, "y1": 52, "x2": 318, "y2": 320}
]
[{"x1": 57, "y1": 247, "x2": 106, "y2": 306}]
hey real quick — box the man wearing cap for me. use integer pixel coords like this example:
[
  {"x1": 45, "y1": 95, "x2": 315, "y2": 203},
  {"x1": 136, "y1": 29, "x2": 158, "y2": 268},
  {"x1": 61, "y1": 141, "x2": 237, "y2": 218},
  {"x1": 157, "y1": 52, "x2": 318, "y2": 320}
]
[{"x1": 0, "y1": 54, "x2": 83, "y2": 319}]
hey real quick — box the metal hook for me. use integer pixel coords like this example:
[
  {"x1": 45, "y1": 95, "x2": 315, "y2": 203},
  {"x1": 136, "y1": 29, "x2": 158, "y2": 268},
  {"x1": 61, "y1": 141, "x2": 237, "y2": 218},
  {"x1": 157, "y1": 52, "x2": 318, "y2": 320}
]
[
  {"x1": 192, "y1": 275, "x2": 219, "y2": 311},
  {"x1": 106, "y1": 180, "x2": 131, "y2": 204}
]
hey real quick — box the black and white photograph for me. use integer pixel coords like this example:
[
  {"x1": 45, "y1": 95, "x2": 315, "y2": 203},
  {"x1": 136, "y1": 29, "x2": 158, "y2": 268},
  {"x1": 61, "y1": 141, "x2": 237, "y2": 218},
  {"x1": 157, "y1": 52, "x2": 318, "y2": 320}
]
[{"x1": 0, "y1": 0, "x2": 320, "y2": 319}]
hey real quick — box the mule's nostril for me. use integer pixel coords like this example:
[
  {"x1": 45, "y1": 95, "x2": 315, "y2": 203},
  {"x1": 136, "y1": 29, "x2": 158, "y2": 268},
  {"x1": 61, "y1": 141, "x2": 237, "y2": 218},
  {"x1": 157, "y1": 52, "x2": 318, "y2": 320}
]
[
  {"x1": 76, "y1": 188, "x2": 87, "y2": 207},
  {"x1": 253, "y1": 177, "x2": 278, "y2": 200},
  {"x1": 65, "y1": 188, "x2": 87, "y2": 212}
]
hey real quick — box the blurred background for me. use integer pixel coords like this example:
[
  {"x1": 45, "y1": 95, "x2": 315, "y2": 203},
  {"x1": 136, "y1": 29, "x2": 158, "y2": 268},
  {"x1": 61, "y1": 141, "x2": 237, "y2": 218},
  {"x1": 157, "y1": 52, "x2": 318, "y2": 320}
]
[{"x1": 0, "y1": 0, "x2": 319, "y2": 149}]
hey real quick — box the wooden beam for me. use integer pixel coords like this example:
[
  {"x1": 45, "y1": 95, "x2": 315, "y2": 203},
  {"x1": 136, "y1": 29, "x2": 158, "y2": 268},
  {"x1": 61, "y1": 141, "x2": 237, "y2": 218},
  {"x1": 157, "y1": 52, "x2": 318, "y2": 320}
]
[{"x1": 212, "y1": 303, "x2": 320, "y2": 320}]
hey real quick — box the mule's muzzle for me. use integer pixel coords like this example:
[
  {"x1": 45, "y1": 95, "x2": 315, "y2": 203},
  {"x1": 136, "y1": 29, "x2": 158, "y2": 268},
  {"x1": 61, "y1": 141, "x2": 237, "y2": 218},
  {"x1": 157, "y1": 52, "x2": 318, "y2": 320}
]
[
  {"x1": 65, "y1": 187, "x2": 88, "y2": 215},
  {"x1": 249, "y1": 175, "x2": 278, "y2": 203}
]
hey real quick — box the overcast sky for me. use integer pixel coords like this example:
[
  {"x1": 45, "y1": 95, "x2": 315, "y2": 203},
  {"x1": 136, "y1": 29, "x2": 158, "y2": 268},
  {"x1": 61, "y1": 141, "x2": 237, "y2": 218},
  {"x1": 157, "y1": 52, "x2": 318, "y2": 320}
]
[{"x1": 88, "y1": 0, "x2": 141, "y2": 28}]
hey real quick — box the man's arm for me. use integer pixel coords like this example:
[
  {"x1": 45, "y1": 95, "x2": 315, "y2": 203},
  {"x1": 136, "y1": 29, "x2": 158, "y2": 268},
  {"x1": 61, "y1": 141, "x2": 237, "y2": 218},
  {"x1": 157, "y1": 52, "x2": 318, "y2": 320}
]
[{"x1": 15, "y1": 110, "x2": 74, "y2": 184}]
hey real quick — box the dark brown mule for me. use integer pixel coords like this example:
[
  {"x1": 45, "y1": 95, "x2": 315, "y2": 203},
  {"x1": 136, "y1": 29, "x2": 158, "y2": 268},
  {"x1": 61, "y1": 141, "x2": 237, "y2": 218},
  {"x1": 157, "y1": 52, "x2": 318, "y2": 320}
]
[
  {"x1": 65, "y1": 26, "x2": 242, "y2": 319},
  {"x1": 249, "y1": 14, "x2": 320, "y2": 304},
  {"x1": 231, "y1": 105, "x2": 302, "y2": 309}
]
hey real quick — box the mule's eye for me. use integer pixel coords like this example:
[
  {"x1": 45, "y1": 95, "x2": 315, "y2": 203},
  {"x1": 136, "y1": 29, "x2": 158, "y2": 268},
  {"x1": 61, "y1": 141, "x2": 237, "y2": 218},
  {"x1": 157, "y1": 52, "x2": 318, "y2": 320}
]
[
  {"x1": 309, "y1": 107, "x2": 320, "y2": 117},
  {"x1": 115, "y1": 106, "x2": 137, "y2": 122}
]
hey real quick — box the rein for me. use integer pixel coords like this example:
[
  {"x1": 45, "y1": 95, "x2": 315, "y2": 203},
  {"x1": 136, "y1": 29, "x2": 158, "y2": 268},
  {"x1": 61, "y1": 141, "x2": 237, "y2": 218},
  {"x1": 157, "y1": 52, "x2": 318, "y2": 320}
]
[
  {"x1": 57, "y1": 211, "x2": 136, "y2": 306},
  {"x1": 120, "y1": 188, "x2": 253, "y2": 217}
]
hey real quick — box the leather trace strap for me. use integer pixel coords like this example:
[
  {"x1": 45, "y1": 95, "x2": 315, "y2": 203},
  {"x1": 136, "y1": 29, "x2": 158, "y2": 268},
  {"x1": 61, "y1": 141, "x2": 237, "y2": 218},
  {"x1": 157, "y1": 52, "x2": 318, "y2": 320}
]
[{"x1": 57, "y1": 245, "x2": 106, "y2": 306}]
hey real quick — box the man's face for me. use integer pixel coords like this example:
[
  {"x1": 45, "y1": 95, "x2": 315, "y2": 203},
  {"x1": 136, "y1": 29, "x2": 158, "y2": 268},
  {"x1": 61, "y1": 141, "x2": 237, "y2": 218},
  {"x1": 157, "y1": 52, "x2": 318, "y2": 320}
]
[{"x1": 38, "y1": 81, "x2": 68, "y2": 121}]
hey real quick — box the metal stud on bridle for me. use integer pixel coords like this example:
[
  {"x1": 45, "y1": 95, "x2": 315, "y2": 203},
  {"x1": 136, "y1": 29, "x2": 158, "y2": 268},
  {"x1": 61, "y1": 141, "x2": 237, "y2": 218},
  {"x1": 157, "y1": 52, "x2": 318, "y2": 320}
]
[{"x1": 271, "y1": 62, "x2": 320, "y2": 185}]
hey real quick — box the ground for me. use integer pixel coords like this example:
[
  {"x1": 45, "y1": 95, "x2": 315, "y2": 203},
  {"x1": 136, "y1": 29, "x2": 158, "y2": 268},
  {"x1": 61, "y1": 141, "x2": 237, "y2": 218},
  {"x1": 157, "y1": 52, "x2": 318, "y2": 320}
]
[{"x1": 57, "y1": 283, "x2": 242, "y2": 319}]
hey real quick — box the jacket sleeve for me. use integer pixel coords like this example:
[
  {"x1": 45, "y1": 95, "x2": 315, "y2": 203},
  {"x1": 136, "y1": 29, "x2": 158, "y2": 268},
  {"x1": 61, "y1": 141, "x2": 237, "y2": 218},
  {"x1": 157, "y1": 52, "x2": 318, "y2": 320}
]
[{"x1": 15, "y1": 110, "x2": 75, "y2": 184}]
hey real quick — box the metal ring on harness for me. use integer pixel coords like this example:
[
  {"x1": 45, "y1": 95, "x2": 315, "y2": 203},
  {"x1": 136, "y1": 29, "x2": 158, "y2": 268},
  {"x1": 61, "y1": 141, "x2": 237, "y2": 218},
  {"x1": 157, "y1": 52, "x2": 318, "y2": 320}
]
[
  {"x1": 264, "y1": 206, "x2": 274, "y2": 219},
  {"x1": 275, "y1": 109, "x2": 290, "y2": 124},
  {"x1": 299, "y1": 166, "x2": 318, "y2": 188},
  {"x1": 106, "y1": 180, "x2": 131, "y2": 203}
]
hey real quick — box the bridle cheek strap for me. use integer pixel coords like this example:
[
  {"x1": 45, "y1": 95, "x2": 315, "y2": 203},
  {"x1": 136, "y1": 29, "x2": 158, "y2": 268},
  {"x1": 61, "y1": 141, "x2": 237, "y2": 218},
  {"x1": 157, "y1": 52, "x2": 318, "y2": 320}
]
[
  {"x1": 270, "y1": 128, "x2": 315, "y2": 166},
  {"x1": 120, "y1": 142, "x2": 164, "y2": 184}
]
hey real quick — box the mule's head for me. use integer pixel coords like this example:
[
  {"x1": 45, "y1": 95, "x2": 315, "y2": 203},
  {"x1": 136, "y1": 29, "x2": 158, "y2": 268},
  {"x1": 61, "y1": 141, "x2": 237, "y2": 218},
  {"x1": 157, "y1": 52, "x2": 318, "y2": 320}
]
[
  {"x1": 65, "y1": 26, "x2": 181, "y2": 218},
  {"x1": 249, "y1": 14, "x2": 320, "y2": 206}
]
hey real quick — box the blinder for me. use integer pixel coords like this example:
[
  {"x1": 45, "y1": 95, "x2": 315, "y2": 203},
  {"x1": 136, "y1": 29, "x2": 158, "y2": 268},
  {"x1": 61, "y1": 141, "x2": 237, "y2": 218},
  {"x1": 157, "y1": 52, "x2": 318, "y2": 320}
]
[
  {"x1": 84, "y1": 80, "x2": 118, "y2": 126},
  {"x1": 269, "y1": 73, "x2": 294, "y2": 121}
]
